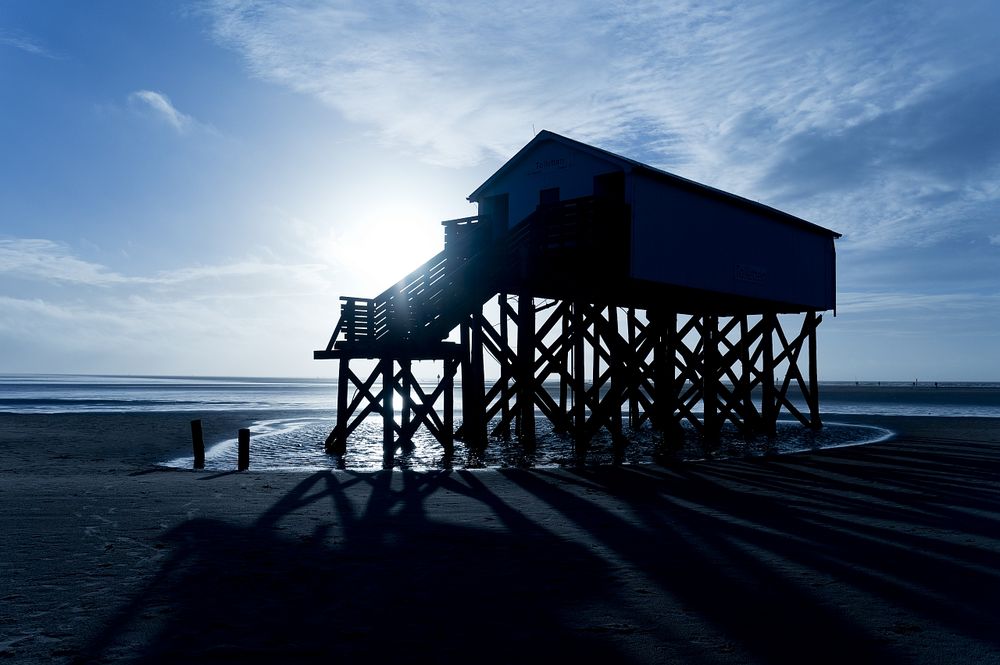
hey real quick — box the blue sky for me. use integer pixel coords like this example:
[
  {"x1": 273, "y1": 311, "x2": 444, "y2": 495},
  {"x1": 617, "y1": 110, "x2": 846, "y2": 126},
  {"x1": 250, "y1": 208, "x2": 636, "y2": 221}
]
[{"x1": 1, "y1": 1, "x2": 998, "y2": 380}]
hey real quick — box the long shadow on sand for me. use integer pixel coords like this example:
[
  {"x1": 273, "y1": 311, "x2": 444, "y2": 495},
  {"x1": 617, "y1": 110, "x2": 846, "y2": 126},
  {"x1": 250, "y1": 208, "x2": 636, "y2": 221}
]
[
  {"x1": 76, "y1": 435, "x2": 1000, "y2": 664},
  {"x1": 74, "y1": 470, "x2": 634, "y2": 664},
  {"x1": 502, "y1": 435, "x2": 1000, "y2": 662}
]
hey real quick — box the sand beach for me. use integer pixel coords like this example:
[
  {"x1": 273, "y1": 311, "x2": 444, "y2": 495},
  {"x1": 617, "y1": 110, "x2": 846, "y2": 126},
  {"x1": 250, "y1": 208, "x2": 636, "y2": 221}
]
[{"x1": 2, "y1": 412, "x2": 999, "y2": 664}]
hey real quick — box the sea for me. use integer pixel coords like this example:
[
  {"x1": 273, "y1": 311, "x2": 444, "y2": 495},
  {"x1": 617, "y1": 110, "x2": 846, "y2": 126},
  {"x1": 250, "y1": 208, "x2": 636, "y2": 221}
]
[{"x1": 2, "y1": 374, "x2": 999, "y2": 471}]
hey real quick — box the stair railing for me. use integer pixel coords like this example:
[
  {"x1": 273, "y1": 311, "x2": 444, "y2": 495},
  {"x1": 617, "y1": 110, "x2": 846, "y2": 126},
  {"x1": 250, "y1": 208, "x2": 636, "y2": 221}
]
[{"x1": 324, "y1": 198, "x2": 628, "y2": 351}]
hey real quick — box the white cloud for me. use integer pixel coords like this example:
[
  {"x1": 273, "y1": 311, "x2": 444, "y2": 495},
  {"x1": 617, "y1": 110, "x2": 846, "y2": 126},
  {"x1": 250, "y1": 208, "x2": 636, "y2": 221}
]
[
  {"x1": 990, "y1": 234, "x2": 1000, "y2": 246},
  {"x1": 128, "y1": 90, "x2": 196, "y2": 134},
  {"x1": 203, "y1": 0, "x2": 1000, "y2": 252}
]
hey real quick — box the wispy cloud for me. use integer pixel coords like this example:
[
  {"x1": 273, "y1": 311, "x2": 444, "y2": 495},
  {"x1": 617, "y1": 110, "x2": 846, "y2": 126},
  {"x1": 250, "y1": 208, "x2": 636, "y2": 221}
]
[
  {"x1": 990, "y1": 234, "x2": 1000, "y2": 246},
  {"x1": 128, "y1": 90, "x2": 197, "y2": 134},
  {"x1": 204, "y1": 0, "x2": 1000, "y2": 252},
  {"x1": 838, "y1": 290, "x2": 1000, "y2": 315},
  {"x1": 0, "y1": 238, "x2": 327, "y2": 288},
  {"x1": 0, "y1": 238, "x2": 338, "y2": 374},
  {"x1": 0, "y1": 29, "x2": 58, "y2": 58},
  {"x1": 0, "y1": 239, "x2": 130, "y2": 285}
]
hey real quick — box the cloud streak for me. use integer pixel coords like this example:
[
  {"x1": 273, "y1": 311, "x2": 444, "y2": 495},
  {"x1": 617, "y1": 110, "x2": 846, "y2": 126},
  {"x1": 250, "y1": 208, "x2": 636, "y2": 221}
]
[
  {"x1": 128, "y1": 90, "x2": 197, "y2": 134},
  {"x1": 0, "y1": 239, "x2": 130, "y2": 286},
  {"x1": 0, "y1": 29, "x2": 58, "y2": 58},
  {"x1": 0, "y1": 238, "x2": 327, "y2": 289}
]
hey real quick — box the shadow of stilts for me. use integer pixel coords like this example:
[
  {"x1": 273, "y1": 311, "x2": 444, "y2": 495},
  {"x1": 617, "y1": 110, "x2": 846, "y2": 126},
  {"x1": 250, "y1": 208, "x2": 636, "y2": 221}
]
[
  {"x1": 498, "y1": 439, "x2": 1000, "y2": 663},
  {"x1": 74, "y1": 470, "x2": 637, "y2": 664}
]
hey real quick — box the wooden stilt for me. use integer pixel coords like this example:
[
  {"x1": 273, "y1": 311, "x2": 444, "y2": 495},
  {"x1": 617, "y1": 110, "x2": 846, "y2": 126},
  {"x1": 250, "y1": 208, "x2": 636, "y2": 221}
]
[
  {"x1": 326, "y1": 358, "x2": 350, "y2": 454},
  {"x1": 498, "y1": 294, "x2": 511, "y2": 438},
  {"x1": 399, "y1": 359, "x2": 413, "y2": 452},
  {"x1": 762, "y1": 313, "x2": 777, "y2": 437},
  {"x1": 603, "y1": 306, "x2": 626, "y2": 456},
  {"x1": 516, "y1": 294, "x2": 536, "y2": 441},
  {"x1": 702, "y1": 315, "x2": 720, "y2": 447},
  {"x1": 627, "y1": 307, "x2": 639, "y2": 427},
  {"x1": 591, "y1": 305, "x2": 600, "y2": 405},
  {"x1": 459, "y1": 312, "x2": 487, "y2": 448},
  {"x1": 382, "y1": 359, "x2": 394, "y2": 462},
  {"x1": 572, "y1": 302, "x2": 586, "y2": 454},
  {"x1": 738, "y1": 315, "x2": 755, "y2": 434},
  {"x1": 443, "y1": 357, "x2": 455, "y2": 456},
  {"x1": 808, "y1": 311, "x2": 822, "y2": 430},
  {"x1": 559, "y1": 308, "x2": 569, "y2": 426},
  {"x1": 651, "y1": 310, "x2": 666, "y2": 430}
]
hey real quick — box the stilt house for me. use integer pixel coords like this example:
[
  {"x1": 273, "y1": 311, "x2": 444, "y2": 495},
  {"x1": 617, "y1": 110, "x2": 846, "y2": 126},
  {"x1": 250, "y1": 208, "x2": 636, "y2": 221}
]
[{"x1": 315, "y1": 131, "x2": 840, "y2": 461}]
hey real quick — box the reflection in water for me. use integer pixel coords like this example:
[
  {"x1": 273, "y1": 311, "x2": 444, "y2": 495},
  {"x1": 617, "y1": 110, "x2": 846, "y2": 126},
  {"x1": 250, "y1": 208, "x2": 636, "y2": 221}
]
[{"x1": 162, "y1": 416, "x2": 891, "y2": 472}]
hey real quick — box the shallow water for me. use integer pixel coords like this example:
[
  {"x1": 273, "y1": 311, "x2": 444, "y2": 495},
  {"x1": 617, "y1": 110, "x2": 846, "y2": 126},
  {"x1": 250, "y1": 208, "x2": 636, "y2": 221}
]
[
  {"x1": 6, "y1": 374, "x2": 993, "y2": 471},
  {"x1": 160, "y1": 416, "x2": 892, "y2": 472}
]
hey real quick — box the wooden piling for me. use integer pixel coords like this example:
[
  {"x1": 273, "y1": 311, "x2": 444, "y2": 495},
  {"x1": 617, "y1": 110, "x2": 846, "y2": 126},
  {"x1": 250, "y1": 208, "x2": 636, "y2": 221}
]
[
  {"x1": 400, "y1": 359, "x2": 414, "y2": 452},
  {"x1": 382, "y1": 359, "x2": 394, "y2": 456},
  {"x1": 237, "y1": 428, "x2": 250, "y2": 471},
  {"x1": 808, "y1": 311, "x2": 822, "y2": 430},
  {"x1": 626, "y1": 307, "x2": 638, "y2": 427},
  {"x1": 443, "y1": 357, "x2": 455, "y2": 455},
  {"x1": 190, "y1": 419, "x2": 205, "y2": 469},
  {"x1": 498, "y1": 294, "x2": 512, "y2": 438},
  {"x1": 326, "y1": 358, "x2": 349, "y2": 454},
  {"x1": 762, "y1": 313, "x2": 777, "y2": 437},
  {"x1": 516, "y1": 293, "x2": 535, "y2": 441},
  {"x1": 572, "y1": 302, "x2": 586, "y2": 453}
]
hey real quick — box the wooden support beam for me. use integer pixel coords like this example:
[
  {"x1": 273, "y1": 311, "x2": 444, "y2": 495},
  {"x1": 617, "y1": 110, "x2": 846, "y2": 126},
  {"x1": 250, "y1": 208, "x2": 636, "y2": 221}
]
[
  {"x1": 654, "y1": 310, "x2": 684, "y2": 449},
  {"x1": 326, "y1": 358, "x2": 351, "y2": 454},
  {"x1": 516, "y1": 294, "x2": 536, "y2": 441},
  {"x1": 459, "y1": 312, "x2": 488, "y2": 448},
  {"x1": 702, "y1": 315, "x2": 720, "y2": 447},
  {"x1": 761, "y1": 313, "x2": 777, "y2": 437},
  {"x1": 498, "y1": 293, "x2": 512, "y2": 438},
  {"x1": 381, "y1": 359, "x2": 394, "y2": 461},
  {"x1": 627, "y1": 308, "x2": 639, "y2": 427},
  {"x1": 443, "y1": 357, "x2": 455, "y2": 455},
  {"x1": 737, "y1": 315, "x2": 755, "y2": 433},
  {"x1": 773, "y1": 314, "x2": 815, "y2": 429},
  {"x1": 559, "y1": 307, "x2": 569, "y2": 426},
  {"x1": 591, "y1": 305, "x2": 601, "y2": 405},
  {"x1": 321, "y1": 290, "x2": 827, "y2": 459},
  {"x1": 607, "y1": 306, "x2": 624, "y2": 446},
  {"x1": 572, "y1": 302, "x2": 587, "y2": 454},
  {"x1": 399, "y1": 359, "x2": 414, "y2": 452},
  {"x1": 808, "y1": 311, "x2": 822, "y2": 430}
]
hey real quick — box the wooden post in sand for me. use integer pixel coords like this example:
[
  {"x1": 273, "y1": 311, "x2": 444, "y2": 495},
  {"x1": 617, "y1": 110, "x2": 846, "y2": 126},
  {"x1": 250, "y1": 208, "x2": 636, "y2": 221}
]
[
  {"x1": 191, "y1": 419, "x2": 205, "y2": 469},
  {"x1": 238, "y1": 428, "x2": 250, "y2": 471}
]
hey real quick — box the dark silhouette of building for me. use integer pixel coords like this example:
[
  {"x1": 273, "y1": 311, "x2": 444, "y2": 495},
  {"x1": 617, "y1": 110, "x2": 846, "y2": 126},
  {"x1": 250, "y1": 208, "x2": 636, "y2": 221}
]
[{"x1": 315, "y1": 131, "x2": 839, "y2": 463}]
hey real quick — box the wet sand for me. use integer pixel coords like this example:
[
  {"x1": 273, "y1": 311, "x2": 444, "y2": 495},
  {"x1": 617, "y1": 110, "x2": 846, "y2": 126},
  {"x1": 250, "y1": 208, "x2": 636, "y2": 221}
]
[{"x1": 1, "y1": 412, "x2": 999, "y2": 663}]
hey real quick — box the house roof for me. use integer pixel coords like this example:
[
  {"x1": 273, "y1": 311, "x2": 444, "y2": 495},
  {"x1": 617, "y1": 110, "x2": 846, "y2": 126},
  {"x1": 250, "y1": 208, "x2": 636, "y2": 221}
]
[{"x1": 469, "y1": 130, "x2": 841, "y2": 239}]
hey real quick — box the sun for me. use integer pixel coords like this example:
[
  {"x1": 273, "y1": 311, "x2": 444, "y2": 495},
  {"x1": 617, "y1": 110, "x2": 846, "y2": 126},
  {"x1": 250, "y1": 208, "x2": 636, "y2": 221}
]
[{"x1": 319, "y1": 202, "x2": 449, "y2": 294}]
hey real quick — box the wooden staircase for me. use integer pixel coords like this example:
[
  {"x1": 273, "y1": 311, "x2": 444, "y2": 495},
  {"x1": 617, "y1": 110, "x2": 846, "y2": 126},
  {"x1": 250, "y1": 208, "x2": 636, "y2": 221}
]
[{"x1": 314, "y1": 196, "x2": 629, "y2": 360}]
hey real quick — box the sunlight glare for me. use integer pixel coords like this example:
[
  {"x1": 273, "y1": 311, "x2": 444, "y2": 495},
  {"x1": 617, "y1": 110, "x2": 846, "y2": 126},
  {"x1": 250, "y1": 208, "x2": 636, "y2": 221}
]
[{"x1": 319, "y1": 200, "x2": 452, "y2": 293}]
